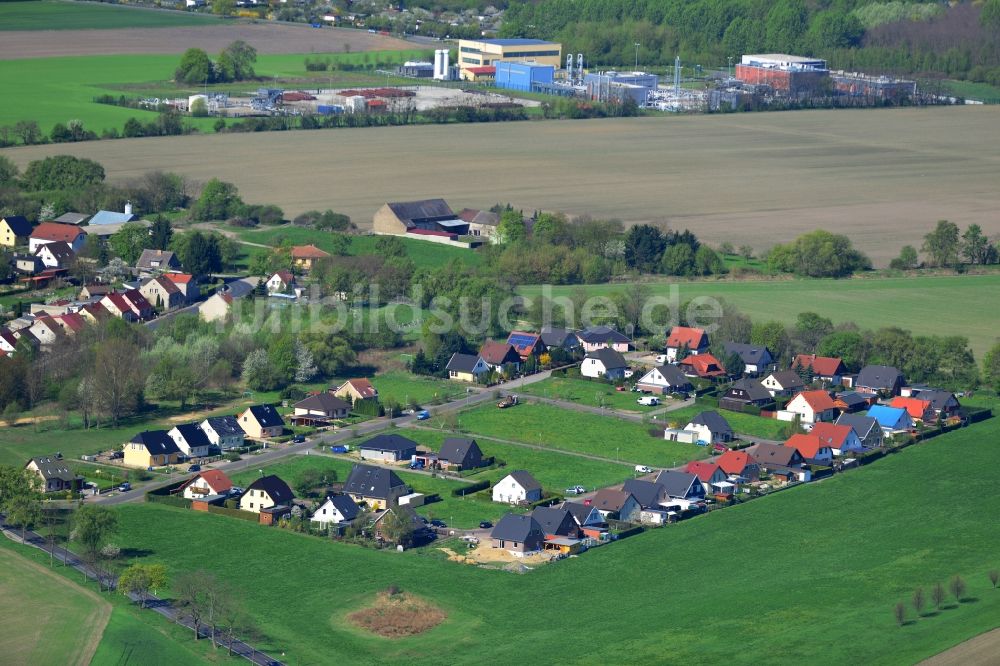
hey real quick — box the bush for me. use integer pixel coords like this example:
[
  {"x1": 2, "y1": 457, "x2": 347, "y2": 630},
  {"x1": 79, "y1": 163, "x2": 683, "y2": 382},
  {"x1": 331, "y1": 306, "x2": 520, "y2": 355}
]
[
  {"x1": 451, "y1": 479, "x2": 490, "y2": 497},
  {"x1": 146, "y1": 493, "x2": 191, "y2": 509},
  {"x1": 223, "y1": 452, "x2": 242, "y2": 462},
  {"x1": 280, "y1": 386, "x2": 307, "y2": 401},
  {"x1": 207, "y1": 504, "x2": 259, "y2": 522}
]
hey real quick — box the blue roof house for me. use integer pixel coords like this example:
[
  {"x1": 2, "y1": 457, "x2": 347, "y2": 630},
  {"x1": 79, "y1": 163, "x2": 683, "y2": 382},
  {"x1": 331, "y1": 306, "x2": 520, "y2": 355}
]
[{"x1": 867, "y1": 405, "x2": 913, "y2": 434}]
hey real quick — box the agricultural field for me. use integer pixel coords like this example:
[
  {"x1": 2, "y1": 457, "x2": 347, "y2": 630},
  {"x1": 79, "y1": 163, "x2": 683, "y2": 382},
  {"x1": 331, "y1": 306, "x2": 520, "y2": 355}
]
[
  {"x1": 520, "y1": 273, "x2": 1000, "y2": 359},
  {"x1": 97, "y1": 416, "x2": 1000, "y2": 664},
  {"x1": 8, "y1": 107, "x2": 1000, "y2": 264},
  {"x1": 0, "y1": 3, "x2": 411, "y2": 58},
  {"x1": 451, "y1": 401, "x2": 707, "y2": 468},
  {"x1": 0, "y1": 545, "x2": 110, "y2": 666},
  {"x1": 515, "y1": 375, "x2": 666, "y2": 411}
]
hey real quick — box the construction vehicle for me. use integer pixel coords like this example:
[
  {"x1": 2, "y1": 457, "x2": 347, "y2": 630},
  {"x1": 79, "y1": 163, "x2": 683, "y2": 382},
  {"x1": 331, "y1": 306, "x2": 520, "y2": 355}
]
[{"x1": 497, "y1": 394, "x2": 519, "y2": 409}]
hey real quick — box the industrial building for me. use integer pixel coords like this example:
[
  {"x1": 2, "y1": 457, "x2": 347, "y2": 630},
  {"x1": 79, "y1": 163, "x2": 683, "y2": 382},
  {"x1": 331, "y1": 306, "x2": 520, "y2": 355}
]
[
  {"x1": 457, "y1": 38, "x2": 562, "y2": 80},
  {"x1": 735, "y1": 54, "x2": 829, "y2": 95},
  {"x1": 830, "y1": 71, "x2": 917, "y2": 101},
  {"x1": 494, "y1": 61, "x2": 554, "y2": 92},
  {"x1": 584, "y1": 71, "x2": 659, "y2": 104}
]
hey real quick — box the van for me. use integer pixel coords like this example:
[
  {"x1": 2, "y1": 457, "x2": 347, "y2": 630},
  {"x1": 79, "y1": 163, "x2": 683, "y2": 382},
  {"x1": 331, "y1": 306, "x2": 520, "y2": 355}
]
[
  {"x1": 637, "y1": 396, "x2": 660, "y2": 406},
  {"x1": 655, "y1": 354, "x2": 668, "y2": 364},
  {"x1": 635, "y1": 465, "x2": 653, "y2": 474}
]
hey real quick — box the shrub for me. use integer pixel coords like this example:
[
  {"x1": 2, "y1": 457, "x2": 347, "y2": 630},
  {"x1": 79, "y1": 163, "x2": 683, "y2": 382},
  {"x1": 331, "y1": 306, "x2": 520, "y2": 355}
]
[{"x1": 451, "y1": 480, "x2": 490, "y2": 497}]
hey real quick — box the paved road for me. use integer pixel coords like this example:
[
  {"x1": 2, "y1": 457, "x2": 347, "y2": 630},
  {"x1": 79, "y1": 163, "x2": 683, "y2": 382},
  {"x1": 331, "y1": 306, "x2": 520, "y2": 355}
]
[{"x1": 0, "y1": 515, "x2": 283, "y2": 666}]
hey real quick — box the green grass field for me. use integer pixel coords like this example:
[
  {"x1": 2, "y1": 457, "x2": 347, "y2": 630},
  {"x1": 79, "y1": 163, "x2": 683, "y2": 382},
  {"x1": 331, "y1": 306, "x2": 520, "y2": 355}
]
[
  {"x1": 232, "y1": 225, "x2": 482, "y2": 270},
  {"x1": 0, "y1": 0, "x2": 218, "y2": 31},
  {"x1": 370, "y1": 371, "x2": 471, "y2": 406},
  {"x1": 453, "y1": 401, "x2": 707, "y2": 468},
  {"x1": 664, "y1": 404, "x2": 792, "y2": 440},
  {"x1": 96, "y1": 416, "x2": 1000, "y2": 664},
  {"x1": 520, "y1": 273, "x2": 1000, "y2": 359},
  {"x1": 515, "y1": 375, "x2": 665, "y2": 411},
  {"x1": 0, "y1": 50, "x2": 429, "y2": 135}
]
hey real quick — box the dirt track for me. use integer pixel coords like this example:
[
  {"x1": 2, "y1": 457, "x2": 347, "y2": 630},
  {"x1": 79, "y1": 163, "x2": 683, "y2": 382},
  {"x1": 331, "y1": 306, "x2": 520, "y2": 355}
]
[
  {"x1": 0, "y1": 22, "x2": 414, "y2": 59},
  {"x1": 919, "y1": 627, "x2": 1000, "y2": 665}
]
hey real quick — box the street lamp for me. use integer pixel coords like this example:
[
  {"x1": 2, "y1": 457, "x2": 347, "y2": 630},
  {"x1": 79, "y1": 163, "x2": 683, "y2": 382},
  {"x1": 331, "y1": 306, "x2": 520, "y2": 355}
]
[{"x1": 634, "y1": 43, "x2": 640, "y2": 70}]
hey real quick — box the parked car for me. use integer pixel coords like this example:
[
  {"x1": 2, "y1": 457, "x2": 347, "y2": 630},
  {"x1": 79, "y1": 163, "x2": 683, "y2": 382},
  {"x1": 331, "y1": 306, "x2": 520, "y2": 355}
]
[
  {"x1": 430, "y1": 519, "x2": 447, "y2": 528},
  {"x1": 565, "y1": 485, "x2": 586, "y2": 495},
  {"x1": 292, "y1": 434, "x2": 306, "y2": 443},
  {"x1": 479, "y1": 520, "x2": 493, "y2": 529},
  {"x1": 111, "y1": 451, "x2": 124, "y2": 459},
  {"x1": 616, "y1": 385, "x2": 627, "y2": 392},
  {"x1": 635, "y1": 465, "x2": 653, "y2": 474},
  {"x1": 637, "y1": 396, "x2": 660, "y2": 406},
  {"x1": 118, "y1": 482, "x2": 131, "y2": 492},
  {"x1": 188, "y1": 464, "x2": 201, "y2": 472},
  {"x1": 330, "y1": 445, "x2": 350, "y2": 454},
  {"x1": 409, "y1": 460, "x2": 425, "y2": 470},
  {"x1": 655, "y1": 354, "x2": 668, "y2": 364},
  {"x1": 416, "y1": 410, "x2": 430, "y2": 420}
]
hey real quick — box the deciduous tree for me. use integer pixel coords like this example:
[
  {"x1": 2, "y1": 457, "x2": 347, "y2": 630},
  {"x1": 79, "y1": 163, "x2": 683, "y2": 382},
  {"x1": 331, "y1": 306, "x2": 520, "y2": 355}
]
[{"x1": 922, "y1": 220, "x2": 960, "y2": 267}]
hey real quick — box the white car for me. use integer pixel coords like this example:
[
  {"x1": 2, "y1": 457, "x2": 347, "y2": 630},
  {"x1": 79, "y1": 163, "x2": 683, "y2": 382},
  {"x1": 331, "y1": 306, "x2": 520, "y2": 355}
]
[
  {"x1": 637, "y1": 396, "x2": 660, "y2": 406},
  {"x1": 655, "y1": 354, "x2": 668, "y2": 364},
  {"x1": 635, "y1": 465, "x2": 653, "y2": 474}
]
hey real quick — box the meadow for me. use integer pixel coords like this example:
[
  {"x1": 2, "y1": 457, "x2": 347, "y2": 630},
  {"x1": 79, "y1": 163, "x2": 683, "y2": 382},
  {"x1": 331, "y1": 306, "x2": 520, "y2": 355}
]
[
  {"x1": 520, "y1": 273, "x2": 1000, "y2": 359},
  {"x1": 664, "y1": 404, "x2": 792, "y2": 440},
  {"x1": 0, "y1": 0, "x2": 217, "y2": 31},
  {"x1": 516, "y1": 375, "x2": 665, "y2": 411},
  {"x1": 8, "y1": 107, "x2": 1000, "y2": 264},
  {"x1": 84, "y1": 416, "x2": 1000, "y2": 665},
  {"x1": 451, "y1": 401, "x2": 707, "y2": 468}
]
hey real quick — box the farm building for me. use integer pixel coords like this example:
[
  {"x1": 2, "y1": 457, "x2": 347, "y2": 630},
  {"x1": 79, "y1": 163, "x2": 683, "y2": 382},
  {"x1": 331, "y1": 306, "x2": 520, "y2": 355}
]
[
  {"x1": 457, "y1": 38, "x2": 562, "y2": 78},
  {"x1": 372, "y1": 199, "x2": 469, "y2": 239}
]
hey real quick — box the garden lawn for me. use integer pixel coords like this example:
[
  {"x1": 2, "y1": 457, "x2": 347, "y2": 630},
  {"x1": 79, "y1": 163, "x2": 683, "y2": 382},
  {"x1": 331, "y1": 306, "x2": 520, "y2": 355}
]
[
  {"x1": 371, "y1": 371, "x2": 470, "y2": 407},
  {"x1": 0, "y1": 0, "x2": 218, "y2": 30},
  {"x1": 516, "y1": 375, "x2": 665, "y2": 411},
  {"x1": 453, "y1": 401, "x2": 708, "y2": 468},
  {"x1": 665, "y1": 405, "x2": 791, "y2": 440},
  {"x1": 102, "y1": 416, "x2": 1000, "y2": 665},
  {"x1": 519, "y1": 273, "x2": 1000, "y2": 359}
]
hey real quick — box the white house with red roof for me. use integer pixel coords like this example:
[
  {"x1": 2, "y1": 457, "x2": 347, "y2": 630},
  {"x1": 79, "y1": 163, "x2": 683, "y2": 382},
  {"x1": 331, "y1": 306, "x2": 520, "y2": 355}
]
[
  {"x1": 716, "y1": 450, "x2": 760, "y2": 481},
  {"x1": 163, "y1": 272, "x2": 199, "y2": 303},
  {"x1": 199, "y1": 291, "x2": 234, "y2": 323},
  {"x1": 51, "y1": 312, "x2": 86, "y2": 335},
  {"x1": 810, "y1": 422, "x2": 863, "y2": 457},
  {"x1": 784, "y1": 433, "x2": 834, "y2": 465},
  {"x1": 266, "y1": 271, "x2": 295, "y2": 293},
  {"x1": 140, "y1": 276, "x2": 184, "y2": 311},
  {"x1": 792, "y1": 354, "x2": 847, "y2": 384},
  {"x1": 684, "y1": 461, "x2": 729, "y2": 494},
  {"x1": 333, "y1": 378, "x2": 379, "y2": 403},
  {"x1": 100, "y1": 293, "x2": 140, "y2": 322},
  {"x1": 179, "y1": 469, "x2": 234, "y2": 500},
  {"x1": 664, "y1": 326, "x2": 709, "y2": 362},
  {"x1": 29, "y1": 222, "x2": 86, "y2": 253},
  {"x1": 784, "y1": 390, "x2": 839, "y2": 425}
]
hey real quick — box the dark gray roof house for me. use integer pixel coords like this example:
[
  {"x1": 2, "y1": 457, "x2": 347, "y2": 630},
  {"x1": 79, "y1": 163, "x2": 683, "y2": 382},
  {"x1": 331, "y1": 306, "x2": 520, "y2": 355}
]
[
  {"x1": 530, "y1": 506, "x2": 579, "y2": 537},
  {"x1": 835, "y1": 413, "x2": 881, "y2": 441},
  {"x1": 490, "y1": 514, "x2": 546, "y2": 548},
  {"x1": 577, "y1": 325, "x2": 631, "y2": 345},
  {"x1": 1, "y1": 215, "x2": 32, "y2": 237},
  {"x1": 343, "y1": 464, "x2": 408, "y2": 501},
  {"x1": 293, "y1": 392, "x2": 351, "y2": 418},
  {"x1": 136, "y1": 249, "x2": 181, "y2": 273},
  {"x1": 438, "y1": 438, "x2": 484, "y2": 469},
  {"x1": 325, "y1": 494, "x2": 361, "y2": 522},
  {"x1": 915, "y1": 389, "x2": 960, "y2": 413},
  {"x1": 446, "y1": 352, "x2": 485, "y2": 374},
  {"x1": 387, "y1": 199, "x2": 455, "y2": 226},
  {"x1": 507, "y1": 470, "x2": 541, "y2": 493},
  {"x1": 835, "y1": 391, "x2": 871, "y2": 412},
  {"x1": 246, "y1": 475, "x2": 294, "y2": 505},
  {"x1": 172, "y1": 423, "x2": 212, "y2": 449},
  {"x1": 359, "y1": 434, "x2": 418, "y2": 458},
  {"x1": 130, "y1": 430, "x2": 181, "y2": 456},
  {"x1": 26, "y1": 455, "x2": 81, "y2": 486},
  {"x1": 622, "y1": 479, "x2": 668, "y2": 508},
  {"x1": 653, "y1": 470, "x2": 706, "y2": 500},
  {"x1": 688, "y1": 411, "x2": 734, "y2": 439},
  {"x1": 539, "y1": 326, "x2": 580, "y2": 349},
  {"x1": 723, "y1": 342, "x2": 773, "y2": 370},
  {"x1": 722, "y1": 378, "x2": 773, "y2": 406},
  {"x1": 767, "y1": 370, "x2": 806, "y2": 392},
  {"x1": 562, "y1": 501, "x2": 604, "y2": 526},
  {"x1": 246, "y1": 405, "x2": 285, "y2": 429},
  {"x1": 204, "y1": 415, "x2": 245, "y2": 437},
  {"x1": 585, "y1": 347, "x2": 628, "y2": 370},
  {"x1": 855, "y1": 365, "x2": 904, "y2": 393},
  {"x1": 747, "y1": 443, "x2": 803, "y2": 468}
]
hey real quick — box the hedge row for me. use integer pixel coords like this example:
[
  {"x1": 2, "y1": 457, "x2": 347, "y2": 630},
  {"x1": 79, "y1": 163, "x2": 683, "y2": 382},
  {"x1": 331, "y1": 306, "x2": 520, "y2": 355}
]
[
  {"x1": 146, "y1": 493, "x2": 191, "y2": 509},
  {"x1": 206, "y1": 505, "x2": 259, "y2": 522},
  {"x1": 452, "y1": 479, "x2": 490, "y2": 497}
]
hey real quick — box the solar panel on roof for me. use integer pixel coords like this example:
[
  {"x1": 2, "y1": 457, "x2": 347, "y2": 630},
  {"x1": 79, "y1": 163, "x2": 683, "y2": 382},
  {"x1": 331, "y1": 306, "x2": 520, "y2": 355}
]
[{"x1": 507, "y1": 334, "x2": 537, "y2": 347}]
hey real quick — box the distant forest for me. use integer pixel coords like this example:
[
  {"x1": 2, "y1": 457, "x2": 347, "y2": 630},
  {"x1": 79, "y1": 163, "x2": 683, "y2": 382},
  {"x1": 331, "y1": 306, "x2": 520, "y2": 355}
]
[{"x1": 499, "y1": 0, "x2": 1000, "y2": 85}]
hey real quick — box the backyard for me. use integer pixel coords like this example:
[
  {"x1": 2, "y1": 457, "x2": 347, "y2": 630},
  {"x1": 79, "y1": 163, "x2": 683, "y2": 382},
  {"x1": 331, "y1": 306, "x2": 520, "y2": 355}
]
[
  {"x1": 516, "y1": 375, "x2": 668, "y2": 411},
  {"x1": 665, "y1": 404, "x2": 792, "y2": 440}
]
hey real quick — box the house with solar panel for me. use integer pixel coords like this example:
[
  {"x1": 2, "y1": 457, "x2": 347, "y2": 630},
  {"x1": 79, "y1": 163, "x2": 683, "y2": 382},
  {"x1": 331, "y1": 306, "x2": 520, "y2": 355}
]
[{"x1": 505, "y1": 331, "x2": 546, "y2": 360}]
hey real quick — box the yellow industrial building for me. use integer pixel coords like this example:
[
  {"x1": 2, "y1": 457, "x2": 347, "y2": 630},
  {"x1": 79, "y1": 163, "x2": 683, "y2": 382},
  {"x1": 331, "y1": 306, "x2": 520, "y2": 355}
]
[{"x1": 457, "y1": 38, "x2": 562, "y2": 80}]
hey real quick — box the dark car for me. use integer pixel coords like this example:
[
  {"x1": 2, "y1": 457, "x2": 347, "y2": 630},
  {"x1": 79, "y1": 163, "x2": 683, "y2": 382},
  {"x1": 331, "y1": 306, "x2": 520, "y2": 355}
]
[
  {"x1": 479, "y1": 521, "x2": 493, "y2": 529},
  {"x1": 430, "y1": 519, "x2": 447, "y2": 528},
  {"x1": 188, "y1": 464, "x2": 201, "y2": 472},
  {"x1": 292, "y1": 435, "x2": 306, "y2": 443}
]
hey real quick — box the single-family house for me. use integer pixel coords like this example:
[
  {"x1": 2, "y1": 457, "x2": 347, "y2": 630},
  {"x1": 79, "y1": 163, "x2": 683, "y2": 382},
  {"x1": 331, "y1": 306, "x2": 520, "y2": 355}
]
[
  {"x1": 359, "y1": 434, "x2": 418, "y2": 462},
  {"x1": 492, "y1": 470, "x2": 542, "y2": 504},
  {"x1": 833, "y1": 391, "x2": 873, "y2": 413},
  {"x1": 29, "y1": 222, "x2": 86, "y2": 253},
  {"x1": 266, "y1": 271, "x2": 295, "y2": 293},
  {"x1": 290, "y1": 244, "x2": 331, "y2": 271},
  {"x1": 0, "y1": 215, "x2": 32, "y2": 248},
  {"x1": 438, "y1": 438, "x2": 485, "y2": 470},
  {"x1": 124, "y1": 430, "x2": 182, "y2": 469},
  {"x1": 25, "y1": 456, "x2": 82, "y2": 493},
  {"x1": 343, "y1": 463, "x2": 409, "y2": 510},
  {"x1": 292, "y1": 392, "x2": 351, "y2": 423},
  {"x1": 35, "y1": 241, "x2": 75, "y2": 269},
  {"x1": 199, "y1": 291, "x2": 234, "y2": 323},
  {"x1": 792, "y1": 354, "x2": 846, "y2": 384},
  {"x1": 784, "y1": 433, "x2": 833, "y2": 465},
  {"x1": 14, "y1": 253, "x2": 42, "y2": 274},
  {"x1": 458, "y1": 208, "x2": 501, "y2": 239},
  {"x1": 854, "y1": 365, "x2": 905, "y2": 396},
  {"x1": 723, "y1": 342, "x2": 773, "y2": 375},
  {"x1": 581, "y1": 347, "x2": 628, "y2": 380},
  {"x1": 163, "y1": 273, "x2": 199, "y2": 303},
  {"x1": 590, "y1": 489, "x2": 641, "y2": 522},
  {"x1": 539, "y1": 326, "x2": 580, "y2": 351},
  {"x1": 684, "y1": 411, "x2": 734, "y2": 444},
  {"x1": 446, "y1": 352, "x2": 489, "y2": 382},
  {"x1": 531, "y1": 506, "x2": 581, "y2": 539},
  {"x1": 479, "y1": 340, "x2": 521, "y2": 371},
  {"x1": 120, "y1": 289, "x2": 154, "y2": 320},
  {"x1": 78, "y1": 303, "x2": 110, "y2": 325},
  {"x1": 51, "y1": 312, "x2": 85, "y2": 336},
  {"x1": 167, "y1": 423, "x2": 212, "y2": 458},
  {"x1": 333, "y1": 378, "x2": 379, "y2": 404},
  {"x1": 664, "y1": 326, "x2": 709, "y2": 362},
  {"x1": 311, "y1": 494, "x2": 361, "y2": 526},
  {"x1": 239, "y1": 475, "x2": 294, "y2": 514},
  {"x1": 506, "y1": 331, "x2": 545, "y2": 360},
  {"x1": 785, "y1": 390, "x2": 839, "y2": 425},
  {"x1": 0, "y1": 330, "x2": 20, "y2": 356},
  {"x1": 372, "y1": 505, "x2": 429, "y2": 545},
  {"x1": 635, "y1": 365, "x2": 693, "y2": 395},
  {"x1": 199, "y1": 416, "x2": 245, "y2": 450},
  {"x1": 28, "y1": 317, "x2": 62, "y2": 346},
  {"x1": 561, "y1": 501, "x2": 605, "y2": 528},
  {"x1": 916, "y1": 390, "x2": 962, "y2": 420},
  {"x1": 836, "y1": 413, "x2": 884, "y2": 449},
  {"x1": 720, "y1": 378, "x2": 773, "y2": 411},
  {"x1": 716, "y1": 450, "x2": 761, "y2": 481},
  {"x1": 140, "y1": 276, "x2": 184, "y2": 311},
  {"x1": 890, "y1": 396, "x2": 932, "y2": 422},
  {"x1": 238, "y1": 405, "x2": 285, "y2": 439},
  {"x1": 622, "y1": 479, "x2": 670, "y2": 509},
  {"x1": 811, "y1": 422, "x2": 864, "y2": 457},
  {"x1": 79, "y1": 284, "x2": 113, "y2": 301},
  {"x1": 490, "y1": 514, "x2": 546, "y2": 555},
  {"x1": 136, "y1": 249, "x2": 181, "y2": 275},
  {"x1": 684, "y1": 461, "x2": 729, "y2": 494},
  {"x1": 867, "y1": 405, "x2": 913, "y2": 434},
  {"x1": 746, "y1": 443, "x2": 810, "y2": 481},
  {"x1": 179, "y1": 470, "x2": 234, "y2": 500},
  {"x1": 577, "y1": 325, "x2": 631, "y2": 353},
  {"x1": 678, "y1": 353, "x2": 726, "y2": 379},
  {"x1": 654, "y1": 470, "x2": 707, "y2": 501},
  {"x1": 762, "y1": 370, "x2": 806, "y2": 398}
]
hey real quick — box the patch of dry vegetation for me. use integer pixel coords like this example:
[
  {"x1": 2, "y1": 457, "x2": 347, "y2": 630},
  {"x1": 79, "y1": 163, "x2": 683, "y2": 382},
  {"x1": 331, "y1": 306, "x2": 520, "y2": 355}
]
[{"x1": 347, "y1": 587, "x2": 446, "y2": 638}]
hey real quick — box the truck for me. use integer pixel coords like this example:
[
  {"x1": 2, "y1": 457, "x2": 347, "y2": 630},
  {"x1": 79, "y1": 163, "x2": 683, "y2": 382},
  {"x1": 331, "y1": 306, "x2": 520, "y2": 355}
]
[{"x1": 498, "y1": 395, "x2": 519, "y2": 409}]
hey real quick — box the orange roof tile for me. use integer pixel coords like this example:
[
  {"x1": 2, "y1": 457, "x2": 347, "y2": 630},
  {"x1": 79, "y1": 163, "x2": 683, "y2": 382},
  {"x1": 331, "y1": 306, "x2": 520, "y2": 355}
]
[
  {"x1": 666, "y1": 326, "x2": 707, "y2": 350},
  {"x1": 794, "y1": 390, "x2": 837, "y2": 412},
  {"x1": 890, "y1": 397, "x2": 931, "y2": 419},
  {"x1": 785, "y1": 433, "x2": 826, "y2": 459},
  {"x1": 716, "y1": 450, "x2": 758, "y2": 476}
]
